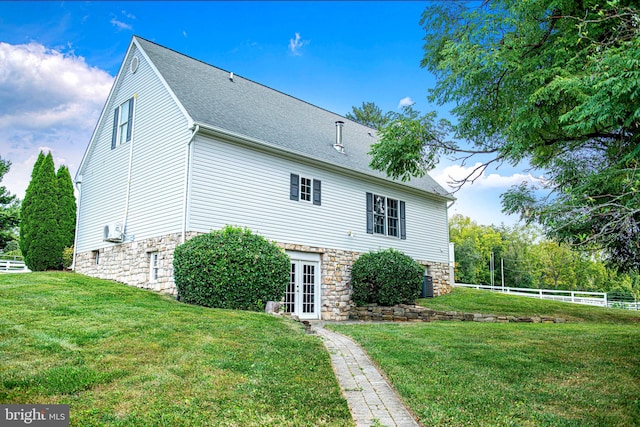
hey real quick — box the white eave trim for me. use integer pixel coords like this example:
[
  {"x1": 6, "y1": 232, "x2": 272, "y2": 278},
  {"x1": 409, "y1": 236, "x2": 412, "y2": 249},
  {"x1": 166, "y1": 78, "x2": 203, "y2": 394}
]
[
  {"x1": 75, "y1": 36, "x2": 195, "y2": 181},
  {"x1": 132, "y1": 36, "x2": 193, "y2": 128}
]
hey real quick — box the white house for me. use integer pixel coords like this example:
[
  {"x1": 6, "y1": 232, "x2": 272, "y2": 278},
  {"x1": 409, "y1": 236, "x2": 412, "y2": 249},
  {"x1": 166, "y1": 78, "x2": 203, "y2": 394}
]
[{"x1": 73, "y1": 36, "x2": 454, "y2": 320}]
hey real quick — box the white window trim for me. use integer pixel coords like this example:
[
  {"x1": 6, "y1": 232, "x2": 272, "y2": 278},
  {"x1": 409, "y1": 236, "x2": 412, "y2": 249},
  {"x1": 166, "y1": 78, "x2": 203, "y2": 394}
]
[
  {"x1": 374, "y1": 194, "x2": 400, "y2": 238},
  {"x1": 149, "y1": 251, "x2": 159, "y2": 282},
  {"x1": 117, "y1": 100, "x2": 130, "y2": 146},
  {"x1": 300, "y1": 176, "x2": 312, "y2": 202}
]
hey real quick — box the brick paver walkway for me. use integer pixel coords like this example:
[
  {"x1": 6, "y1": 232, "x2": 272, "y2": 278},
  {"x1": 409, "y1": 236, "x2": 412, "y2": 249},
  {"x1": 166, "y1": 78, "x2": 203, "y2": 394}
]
[{"x1": 313, "y1": 324, "x2": 420, "y2": 427}]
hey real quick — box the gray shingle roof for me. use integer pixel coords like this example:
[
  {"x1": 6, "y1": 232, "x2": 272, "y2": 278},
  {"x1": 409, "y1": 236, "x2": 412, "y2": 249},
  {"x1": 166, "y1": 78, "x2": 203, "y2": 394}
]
[{"x1": 135, "y1": 36, "x2": 452, "y2": 199}]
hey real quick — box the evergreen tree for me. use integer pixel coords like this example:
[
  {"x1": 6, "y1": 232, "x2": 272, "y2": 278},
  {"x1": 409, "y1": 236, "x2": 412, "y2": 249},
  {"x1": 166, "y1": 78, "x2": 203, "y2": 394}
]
[
  {"x1": 370, "y1": 1, "x2": 640, "y2": 271},
  {"x1": 22, "y1": 152, "x2": 60, "y2": 271},
  {"x1": 56, "y1": 165, "x2": 76, "y2": 250},
  {"x1": 345, "y1": 102, "x2": 390, "y2": 130},
  {"x1": 0, "y1": 156, "x2": 20, "y2": 249},
  {"x1": 19, "y1": 151, "x2": 45, "y2": 259}
]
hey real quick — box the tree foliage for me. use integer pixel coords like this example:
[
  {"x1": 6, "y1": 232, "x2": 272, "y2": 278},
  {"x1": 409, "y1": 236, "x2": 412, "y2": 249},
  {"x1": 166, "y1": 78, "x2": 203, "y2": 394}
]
[
  {"x1": 369, "y1": 106, "x2": 453, "y2": 182},
  {"x1": 449, "y1": 214, "x2": 504, "y2": 284},
  {"x1": 21, "y1": 153, "x2": 61, "y2": 271},
  {"x1": 20, "y1": 152, "x2": 76, "y2": 271},
  {"x1": 450, "y1": 215, "x2": 639, "y2": 298},
  {"x1": 0, "y1": 156, "x2": 20, "y2": 249},
  {"x1": 345, "y1": 101, "x2": 390, "y2": 130},
  {"x1": 19, "y1": 152, "x2": 44, "y2": 259},
  {"x1": 56, "y1": 165, "x2": 76, "y2": 250},
  {"x1": 368, "y1": 0, "x2": 640, "y2": 271}
]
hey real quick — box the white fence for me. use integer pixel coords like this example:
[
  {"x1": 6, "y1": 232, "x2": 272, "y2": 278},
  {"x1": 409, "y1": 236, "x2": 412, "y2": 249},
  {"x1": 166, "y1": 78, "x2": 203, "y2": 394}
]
[
  {"x1": 608, "y1": 301, "x2": 640, "y2": 310},
  {"x1": 0, "y1": 257, "x2": 31, "y2": 273},
  {"x1": 454, "y1": 283, "x2": 608, "y2": 307}
]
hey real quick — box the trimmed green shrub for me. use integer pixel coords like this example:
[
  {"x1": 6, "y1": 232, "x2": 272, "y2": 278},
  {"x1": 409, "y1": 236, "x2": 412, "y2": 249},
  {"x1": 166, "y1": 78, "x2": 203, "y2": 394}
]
[
  {"x1": 173, "y1": 226, "x2": 290, "y2": 311},
  {"x1": 351, "y1": 248, "x2": 423, "y2": 306},
  {"x1": 62, "y1": 247, "x2": 74, "y2": 269}
]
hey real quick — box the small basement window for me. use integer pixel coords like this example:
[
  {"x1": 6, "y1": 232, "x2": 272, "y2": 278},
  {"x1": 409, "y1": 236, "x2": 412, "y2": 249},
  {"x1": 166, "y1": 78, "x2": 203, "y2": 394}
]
[{"x1": 149, "y1": 251, "x2": 159, "y2": 282}]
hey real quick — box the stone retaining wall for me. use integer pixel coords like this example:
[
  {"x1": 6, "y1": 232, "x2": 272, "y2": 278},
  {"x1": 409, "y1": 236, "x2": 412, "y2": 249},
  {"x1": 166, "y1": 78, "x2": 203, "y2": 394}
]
[
  {"x1": 75, "y1": 233, "x2": 453, "y2": 321},
  {"x1": 350, "y1": 304, "x2": 567, "y2": 324}
]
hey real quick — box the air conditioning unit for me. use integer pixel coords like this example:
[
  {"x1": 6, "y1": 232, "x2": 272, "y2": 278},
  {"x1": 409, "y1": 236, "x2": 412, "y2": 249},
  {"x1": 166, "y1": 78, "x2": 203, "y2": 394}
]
[{"x1": 103, "y1": 222, "x2": 124, "y2": 243}]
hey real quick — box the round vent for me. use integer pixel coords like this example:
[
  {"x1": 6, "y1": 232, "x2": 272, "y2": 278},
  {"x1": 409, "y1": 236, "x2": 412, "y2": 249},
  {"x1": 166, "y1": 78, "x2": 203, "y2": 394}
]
[{"x1": 130, "y1": 56, "x2": 139, "y2": 74}]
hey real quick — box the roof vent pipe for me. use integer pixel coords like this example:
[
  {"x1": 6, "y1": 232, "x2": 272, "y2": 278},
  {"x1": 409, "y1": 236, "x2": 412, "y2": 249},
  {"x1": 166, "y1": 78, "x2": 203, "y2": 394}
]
[{"x1": 334, "y1": 121, "x2": 345, "y2": 153}]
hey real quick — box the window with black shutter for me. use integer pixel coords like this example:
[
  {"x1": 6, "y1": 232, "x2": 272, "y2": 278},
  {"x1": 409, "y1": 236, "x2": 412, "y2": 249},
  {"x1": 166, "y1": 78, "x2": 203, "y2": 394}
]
[
  {"x1": 366, "y1": 192, "x2": 406, "y2": 239},
  {"x1": 111, "y1": 97, "x2": 135, "y2": 149},
  {"x1": 290, "y1": 173, "x2": 321, "y2": 206}
]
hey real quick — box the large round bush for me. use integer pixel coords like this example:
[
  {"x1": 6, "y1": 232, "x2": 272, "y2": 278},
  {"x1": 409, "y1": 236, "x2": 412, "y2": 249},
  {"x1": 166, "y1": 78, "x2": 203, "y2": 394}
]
[
  {"x1": 350, "y1": 248, "x2": 423, "y2": 306},
  {"x1": 173, "y1": 226, "x2": 290, "y2": 311}
]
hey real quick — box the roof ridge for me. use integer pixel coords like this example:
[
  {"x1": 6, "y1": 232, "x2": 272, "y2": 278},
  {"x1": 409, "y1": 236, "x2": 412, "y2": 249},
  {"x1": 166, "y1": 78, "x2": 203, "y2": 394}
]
[
  {"x1": 132, "y1": 35, "x2": 451, "y2": 199},
  {"x1": 133, "y1": 35, "x2": 376, "y2": 133}
]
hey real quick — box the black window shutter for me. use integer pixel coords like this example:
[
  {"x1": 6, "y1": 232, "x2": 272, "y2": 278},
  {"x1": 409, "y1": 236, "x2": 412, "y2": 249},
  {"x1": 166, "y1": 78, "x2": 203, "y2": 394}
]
[
  {"x1": 313, "y1": 179, "x2": 321, "y2": 205},
  {"x1": 366, "y1": 192, "x2": 373, "y2": 234},
  {"x1": 290, "y1": 174, "x2": 299, "y2": 201},
  {"x1": 400, "y1": 201, "x2": 406, "y2": 240},
  {"x1": 126, "y1": 98, "x2": 134, "y2": 142},
  {"x1": 111, "y1": 107, "x2": 119, "y2": 150}
]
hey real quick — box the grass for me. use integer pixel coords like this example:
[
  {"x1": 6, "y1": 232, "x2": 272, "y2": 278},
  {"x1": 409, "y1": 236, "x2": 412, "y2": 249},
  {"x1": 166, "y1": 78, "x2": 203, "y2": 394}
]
[
  {"x1": 417, "y1": 286, "x2": 640, "y2": 323},
  {"x1": 0, "y1": 272, "x2": 352, "y2": 426},
  {"x1": 329, "y1": 289, "x2": 640, "y2": 426}
]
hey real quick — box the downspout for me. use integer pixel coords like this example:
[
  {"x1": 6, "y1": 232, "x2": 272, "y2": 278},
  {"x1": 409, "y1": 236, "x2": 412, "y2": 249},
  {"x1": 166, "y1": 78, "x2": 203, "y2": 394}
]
[
  {"x1": 121, "y1": 94, "x2": 138, "y2": 240},
  {"x1": 446, "y1": 199, "x2": 456, "y2": 286},
  {"x1": 181, "y1": 123, "x2": 199, "y2": 243},
  {"x1": 71, "y1": 177, "x2": 82, "y2": 270}
]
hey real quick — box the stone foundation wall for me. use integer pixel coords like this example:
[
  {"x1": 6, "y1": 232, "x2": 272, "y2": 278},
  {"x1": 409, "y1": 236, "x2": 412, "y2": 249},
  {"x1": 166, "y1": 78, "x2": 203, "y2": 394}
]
[
  {"x1": 75, "y1": 233, "x2": 453, "y2": 320},
  {"x1": 74, "y1": 232, "x2": 200, "y2": 295},
  {"x1": 350, "y1": 304, "x2": 567, "y2": 324}
]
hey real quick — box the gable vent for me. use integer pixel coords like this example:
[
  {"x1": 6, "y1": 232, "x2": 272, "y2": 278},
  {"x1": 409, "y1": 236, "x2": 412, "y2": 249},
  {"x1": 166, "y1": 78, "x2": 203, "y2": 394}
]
[
  {"x1": 334, "y1": 121, "x2": 345, "y2": 153},
  {"x1": 130, "y1": 56, "x2": 139, "y2": 74}
]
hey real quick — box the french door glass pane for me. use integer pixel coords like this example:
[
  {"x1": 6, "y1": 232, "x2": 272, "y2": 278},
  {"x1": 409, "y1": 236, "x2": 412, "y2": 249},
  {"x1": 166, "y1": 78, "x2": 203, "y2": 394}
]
[
  {"x1": 302, "y1": 264, "x2": 315, "y2": 313},
  {"x1": 285, "y1": 263, "x2": 296, "y2": 313}
]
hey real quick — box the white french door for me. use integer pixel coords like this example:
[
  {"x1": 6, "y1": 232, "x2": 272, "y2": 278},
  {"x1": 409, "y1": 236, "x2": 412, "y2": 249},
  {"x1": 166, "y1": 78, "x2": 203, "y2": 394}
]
[{"x1": 284, "y1": 253, "x2": 320, "y2": 320}]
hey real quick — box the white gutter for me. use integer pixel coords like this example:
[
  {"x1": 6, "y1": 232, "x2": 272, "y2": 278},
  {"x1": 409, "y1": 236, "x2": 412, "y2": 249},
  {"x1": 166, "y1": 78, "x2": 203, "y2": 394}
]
[
  {"x1": 121, "y1": 94, "x2": 138, "y2": 241},
  {"x1": 181, "y1": 124, "x2": 199, "y2": 243}
]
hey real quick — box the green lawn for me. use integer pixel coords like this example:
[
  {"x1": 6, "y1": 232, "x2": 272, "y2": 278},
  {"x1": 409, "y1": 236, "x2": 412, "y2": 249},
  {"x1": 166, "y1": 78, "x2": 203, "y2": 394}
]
[
  {"x1": 417, "y1": 286, "x2": 640, "y2": 324},
  {"x1": 330, "y1": 289, "x2": 640, "y2": 426},
  {"x1": 0, "y1": 272, "x2": 352, "y2": 426}
]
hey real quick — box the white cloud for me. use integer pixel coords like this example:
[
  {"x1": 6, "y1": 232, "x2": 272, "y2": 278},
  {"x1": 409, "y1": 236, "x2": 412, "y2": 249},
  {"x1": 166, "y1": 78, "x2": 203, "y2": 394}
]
[
  {"x1": 110, "y1": 17, "x2": 132, "y2": 31},
  {"x1": 398, "y1": 97, "x2": 414, "y2": 108},
  {"x1": 288, "y1": 32, "x2": 309, "y2": 56},
  {"x1": 434, "y1": 162, "x2": 543, "y2": 191},
  {"x1": 0, "y1": 42, "x2": 113, "y2": 199},
  {"x1": 0, "y1": 42, "x2": 113, "y2": 130},
  {"x1": 121, "y1": 10, "x2": 136, "y2": 20},
  {"x1": 182, "y1": 31, "x2": 188, "y2": 38}
]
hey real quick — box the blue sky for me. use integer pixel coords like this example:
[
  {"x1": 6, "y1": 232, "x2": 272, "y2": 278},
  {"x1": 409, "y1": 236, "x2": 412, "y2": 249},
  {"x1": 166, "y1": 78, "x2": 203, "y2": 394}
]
[{"x1": 0, "y1": 1, "x2": 541, "y2": 226}]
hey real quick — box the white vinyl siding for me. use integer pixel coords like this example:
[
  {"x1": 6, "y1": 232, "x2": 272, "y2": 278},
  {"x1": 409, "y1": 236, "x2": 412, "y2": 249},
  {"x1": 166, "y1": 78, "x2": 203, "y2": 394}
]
[
  {"x1": 188, "y1": 135, "x2": 450, "y2": 263},
  {"x1": 76, "y1": 46, "x2": 190, "y2": 253}
]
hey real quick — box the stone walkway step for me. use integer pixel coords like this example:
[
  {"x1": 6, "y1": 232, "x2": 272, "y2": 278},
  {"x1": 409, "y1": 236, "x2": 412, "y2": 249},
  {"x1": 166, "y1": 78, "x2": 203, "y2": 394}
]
[{"x1": 313, "y1": 324, "x2": 420, "y2": 427}]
